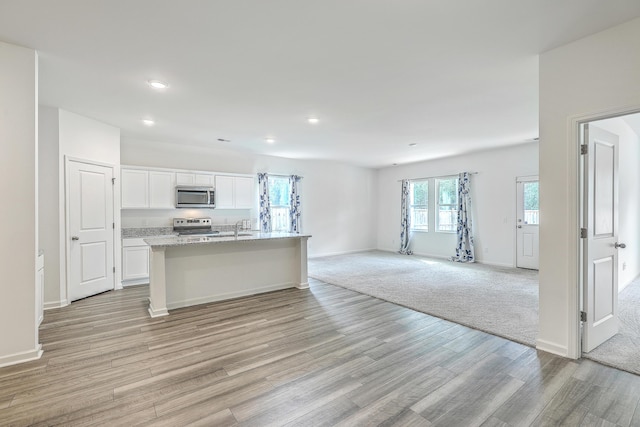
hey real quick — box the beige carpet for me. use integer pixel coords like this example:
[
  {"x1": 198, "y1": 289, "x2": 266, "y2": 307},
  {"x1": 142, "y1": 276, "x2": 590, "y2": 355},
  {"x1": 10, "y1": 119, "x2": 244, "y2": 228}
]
[{"x1": 308, "y1": 250, "x2": 539, "y2": 346}]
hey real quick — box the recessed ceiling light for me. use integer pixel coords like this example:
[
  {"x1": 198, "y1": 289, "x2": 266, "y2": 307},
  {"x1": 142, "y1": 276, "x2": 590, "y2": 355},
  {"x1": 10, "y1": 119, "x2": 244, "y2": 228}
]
[
  {"x1": 147, "y1": 80, "x2": 169, "y2": 90},
  {"x1": 265, "y1": 138, "x2": 275, "y2": 144},
  {"x1": 307, "y1": 117, "x2": 319, "y2": 124},
  {"x1": 409, "y1": 143, "x2": 418, "y2": 147},
  {"x1": 142, "y1": 119, "x2": 155, "y2": 126}
]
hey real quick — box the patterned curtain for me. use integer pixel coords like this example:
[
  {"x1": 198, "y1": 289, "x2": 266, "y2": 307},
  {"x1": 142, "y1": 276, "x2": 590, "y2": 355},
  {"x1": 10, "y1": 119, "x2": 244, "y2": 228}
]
[
  {"x1": 257, "y1": 173, "x2": 271, "y2": 232},
  {"x1": 451, "y1": 172, "x2": 475, "y2": 262},
  {"x1": 289, "y1": 175, "x2": 302, "y2": 233},
  {"x1": 399, "y1": 179, "x2": 413, "y2": 255}
]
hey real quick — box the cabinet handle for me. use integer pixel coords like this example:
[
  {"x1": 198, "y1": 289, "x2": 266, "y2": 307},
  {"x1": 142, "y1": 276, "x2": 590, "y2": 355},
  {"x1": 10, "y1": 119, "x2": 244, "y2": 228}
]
[{"x1": 71, "y1": 236, "x2": 79, "y2": 241}]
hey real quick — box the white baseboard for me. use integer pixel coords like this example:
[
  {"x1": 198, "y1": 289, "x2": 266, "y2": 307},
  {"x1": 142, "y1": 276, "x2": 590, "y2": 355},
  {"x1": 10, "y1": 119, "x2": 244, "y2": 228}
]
[
  {"x1": 166, "y1": 282, "x2": 295, "y2": 310},
  {"x1": 378, "y1": 248, "x2": 517, "y2": 268},
  {"x1": 536, "y1": 339, "x2": 569, "y2": 358},
  {"x1": 148, "y1": 303, "x2": 169, "y2": 318},
  {"x1": 0, "y1": 344, "x2": 43, "y2": 368},
  {"x1": 477, "y1": 260, "x2": 517, "y2": 268},
  {"x1": 619, "y1": 271, "x2": 640, "y2": 293},
  {"x1": 309, "y1": 248, "x2": 377, "y2": 259},
  {"x1": 43, "y1": 299, "x2": 68, "y2": 310}
]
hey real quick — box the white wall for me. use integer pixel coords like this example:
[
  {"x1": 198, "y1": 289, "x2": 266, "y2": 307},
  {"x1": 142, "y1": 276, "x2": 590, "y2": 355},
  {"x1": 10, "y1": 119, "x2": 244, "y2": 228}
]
[
  {"x1": 591, "y1": 118, "x2": 640, "y2": 292},
  {"x1": 0, "y1": 41, "x2": 40, "y2": 366},
  {"x1": 376, "y1": 143, "x2": 538, "y2": 266},
  {"x1": 121, "y1": 138, "x2": 377, "y2": 257},
  {"x1": 38, "y1": 108, "x2": 121, "y2": 307},
  {"x1": 539, "y1": 17, "x2": 640, "y2": 358},
  {"x1": 38, "y1": 107, "x2": 60, "y2": 305}
]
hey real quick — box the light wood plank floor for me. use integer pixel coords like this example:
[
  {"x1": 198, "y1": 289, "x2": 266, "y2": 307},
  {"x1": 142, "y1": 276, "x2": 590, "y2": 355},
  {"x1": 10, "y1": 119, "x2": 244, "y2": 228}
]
[{"x1": 1, "y1": 279, "x2": 640, "y2": 426}]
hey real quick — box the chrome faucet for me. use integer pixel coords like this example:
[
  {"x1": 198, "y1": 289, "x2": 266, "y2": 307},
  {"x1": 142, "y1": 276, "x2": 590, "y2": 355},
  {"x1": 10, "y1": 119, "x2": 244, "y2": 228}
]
[{"x1": 234, "y1": 220, "x2": 244, "y2": 238}]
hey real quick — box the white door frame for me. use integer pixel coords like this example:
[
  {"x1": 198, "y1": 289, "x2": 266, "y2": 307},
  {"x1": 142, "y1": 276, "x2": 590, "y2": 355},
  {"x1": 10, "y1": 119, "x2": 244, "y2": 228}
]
[
  {"x1": 571, "y1": 106, "x2": 640, "y2": 359},
  {"x1": 63, "y1": 156, "x2": 119, "y2": 303}
]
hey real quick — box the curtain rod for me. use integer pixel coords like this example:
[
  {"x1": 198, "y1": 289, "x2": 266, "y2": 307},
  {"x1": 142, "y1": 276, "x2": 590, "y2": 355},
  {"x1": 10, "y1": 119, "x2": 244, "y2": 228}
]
[
  {"x1": 397, "y1": 172, "x2": 478, "y2": 182},
  {"x1": 261, "y1": 173, "x2": 304, "y2": 179}
]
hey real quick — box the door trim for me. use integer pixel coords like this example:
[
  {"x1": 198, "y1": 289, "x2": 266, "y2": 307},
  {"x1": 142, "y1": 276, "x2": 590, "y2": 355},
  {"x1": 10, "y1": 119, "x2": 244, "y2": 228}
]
[
  {"x1": 571, "y1": 105, "x2": 640, "y2": 359},
  {"x1": 63, "y1": 156, "x2": 118, "y2": 303}
]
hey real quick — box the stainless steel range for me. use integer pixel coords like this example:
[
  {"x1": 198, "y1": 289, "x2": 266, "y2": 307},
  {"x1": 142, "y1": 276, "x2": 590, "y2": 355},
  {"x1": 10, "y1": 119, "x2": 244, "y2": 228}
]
[{"x1": 173, "y1": 217, "x2": 219, "y2": 236}]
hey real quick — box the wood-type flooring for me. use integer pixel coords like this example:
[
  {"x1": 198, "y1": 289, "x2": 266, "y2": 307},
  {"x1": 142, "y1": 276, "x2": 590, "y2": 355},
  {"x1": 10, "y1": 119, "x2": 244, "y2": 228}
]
[{"x1": 1, "y1": 279, "x2": 639, "y2": 426}]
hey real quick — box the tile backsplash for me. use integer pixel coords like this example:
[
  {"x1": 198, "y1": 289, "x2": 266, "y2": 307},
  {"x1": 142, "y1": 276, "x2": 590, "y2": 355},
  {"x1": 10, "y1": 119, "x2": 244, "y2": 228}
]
[{"x1": 121, "y1": 208, "x2": 257, "y2": 229}]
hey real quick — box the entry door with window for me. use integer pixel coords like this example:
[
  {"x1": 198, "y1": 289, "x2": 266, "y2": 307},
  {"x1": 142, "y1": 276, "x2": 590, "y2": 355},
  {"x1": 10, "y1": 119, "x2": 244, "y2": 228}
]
[
  {"x1": 516, "y1": 176, "x2": 539, "y2": 269},
  {"x1": 582, "y1": 124, "x2": 620, "y2": 352},
  {"x1": 68, "y1": 160, "x2": 115, "y2": 301}
]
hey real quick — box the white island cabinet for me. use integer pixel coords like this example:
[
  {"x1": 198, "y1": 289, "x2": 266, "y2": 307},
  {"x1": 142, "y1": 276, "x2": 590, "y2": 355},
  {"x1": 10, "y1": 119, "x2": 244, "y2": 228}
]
[{"x1": 144, "y1": 232, "x2": 310, "y2": 317}]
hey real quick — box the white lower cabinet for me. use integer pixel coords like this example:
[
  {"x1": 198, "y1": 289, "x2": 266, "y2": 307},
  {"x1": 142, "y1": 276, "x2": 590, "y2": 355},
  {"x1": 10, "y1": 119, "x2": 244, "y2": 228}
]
[{"x1": 122, "y1": 238, "x2": 150, "y2": 285}]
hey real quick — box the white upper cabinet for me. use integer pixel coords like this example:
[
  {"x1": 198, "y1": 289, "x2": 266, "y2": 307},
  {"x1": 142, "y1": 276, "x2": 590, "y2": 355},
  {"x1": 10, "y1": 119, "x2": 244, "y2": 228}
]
[
  {"x1": 122, "y1": 166, "x2": 252, "y2": 210},
  {"x1": 175, "y1": 173, "x2": 195, "y2": 186},
  {"x1": 215, "y1": 175, "x2": 254, "y2": 209},
  {"x1": 215, "y1": 176, "x2": 235, "y2": 208},
  {"x1": 176, "y1": 172, "x2": 214, "y2": 187},
  {"x1": 149, "y1": 171, "x2": 175, "y2": 208},
  {"x1": 122, "y1": 168, "x2": 174, "y2": 209},
  {"x1": 234, "y1": 177, "x2": 255, "y2": 209},
  {"x1": 121, "y1": 169, "x2": 149, "y2": 208},
  {"x1": 195, "y1": 174, "x2": 213, "y2": 186}
]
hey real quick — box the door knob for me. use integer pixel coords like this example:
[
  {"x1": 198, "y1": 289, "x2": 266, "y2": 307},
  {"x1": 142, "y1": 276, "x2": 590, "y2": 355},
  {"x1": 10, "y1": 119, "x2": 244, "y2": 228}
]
[
  {"x1": 615, "y1": 242, "x2": 626, "y2": 249},
  {"x1": 517, "y1": 225, "x2": 522, "y2": 229},
  {"x1": 71, "y1": 236, "x2": 79, "y2": 241}
]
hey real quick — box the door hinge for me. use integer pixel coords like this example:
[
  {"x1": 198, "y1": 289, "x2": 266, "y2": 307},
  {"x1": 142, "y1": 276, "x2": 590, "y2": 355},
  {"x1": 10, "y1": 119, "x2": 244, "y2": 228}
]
[
  {"x1": 580, "y1": 228, "x2": 587, "y2": 238},
  {"x1": 112, "y1": 177, "x2": 116, "y2": 185},
  {"x1": 580, "y1": 311, "x2": 587, "y2": 322},
  {"x1": 580, "y1": 144, "x2": 588, "y2": 155},
  {"x1": 113, "y1": 267, "x2": 116, "y2": 273},
  {"x1": 113, "y1": 222, "x2": 115, "y2": 229}
]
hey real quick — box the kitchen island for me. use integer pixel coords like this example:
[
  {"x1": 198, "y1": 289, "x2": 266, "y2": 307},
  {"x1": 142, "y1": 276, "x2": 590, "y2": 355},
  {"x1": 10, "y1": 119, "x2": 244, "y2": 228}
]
[{"x1": 143, "y1": 232, "x2": 311, "y2": 317}]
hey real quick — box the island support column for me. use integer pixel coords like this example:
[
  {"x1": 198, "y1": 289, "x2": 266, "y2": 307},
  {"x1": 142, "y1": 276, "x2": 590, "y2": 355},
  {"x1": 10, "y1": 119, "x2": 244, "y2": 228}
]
[
  {"x1": 296, "y1": 236, "x2": 310, "y2": 289},
  {"x1": 148, "y1": 246, "x2": 169, "y2": 317}
]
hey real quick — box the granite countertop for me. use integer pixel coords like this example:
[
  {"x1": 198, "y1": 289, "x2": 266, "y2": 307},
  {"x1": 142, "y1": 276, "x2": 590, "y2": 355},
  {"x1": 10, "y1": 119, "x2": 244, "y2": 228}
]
[
  {"x1": 122, "y1": 227, "x2": 175, "y2": 238},
  {"x1": 122, "y1": 224, "x2": 253, "y2": 239},
  {"x1": 143, "y1": 232, "x2": 311, "y2": 248}
]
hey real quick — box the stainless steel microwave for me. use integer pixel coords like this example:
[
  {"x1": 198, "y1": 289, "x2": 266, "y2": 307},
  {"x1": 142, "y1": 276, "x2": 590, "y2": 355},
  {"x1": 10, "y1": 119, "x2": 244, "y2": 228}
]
[{"x1": 175, "y1": 186, "x2": 215, "y2": 208}]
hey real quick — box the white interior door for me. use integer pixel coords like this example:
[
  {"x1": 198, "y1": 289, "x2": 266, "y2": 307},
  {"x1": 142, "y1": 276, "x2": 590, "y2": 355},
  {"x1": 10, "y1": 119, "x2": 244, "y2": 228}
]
[
  {"x1": 516, "y1": 176, "x2": 539, "y2": 269},
  {"x1": 582, "y1": 124, "x2": 620, "y2": 352},
  {"x1": 68, "y1": 160, "x2": 115, "y2": 301}
]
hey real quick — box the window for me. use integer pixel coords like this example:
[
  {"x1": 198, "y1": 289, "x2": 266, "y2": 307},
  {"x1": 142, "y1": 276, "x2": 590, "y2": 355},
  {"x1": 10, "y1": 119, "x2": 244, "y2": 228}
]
[
  {"x1": 523, "y1": 181, "x2": 539, "y2": 225},
  {"x1": 410, "y1": 180, "x2": 429, "y2": 231},
  {"x1": 268, "y1": 176, "x2": 290, "y2": 231},
  {"x1": 436, "y1": 177, "x2": 458, "y2": 232}
]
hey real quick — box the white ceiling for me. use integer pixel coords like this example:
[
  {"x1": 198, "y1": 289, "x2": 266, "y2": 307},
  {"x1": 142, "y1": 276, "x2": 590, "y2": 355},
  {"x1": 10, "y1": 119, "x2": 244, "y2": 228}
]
[{"x1": 1, "y1": 1, "x2": 640, "y2": 168}]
